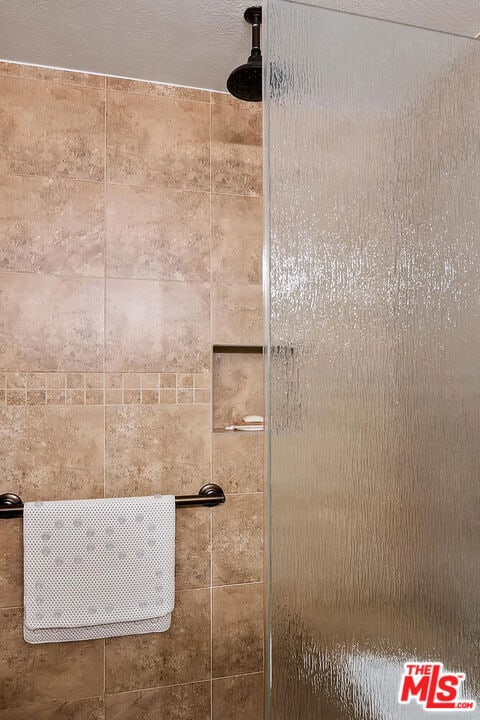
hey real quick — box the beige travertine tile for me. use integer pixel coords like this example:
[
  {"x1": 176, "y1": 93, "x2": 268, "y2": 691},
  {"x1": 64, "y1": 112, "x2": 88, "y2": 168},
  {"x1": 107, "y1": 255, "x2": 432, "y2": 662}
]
[
  {"x1": 106, "y1": 184, "x2": 209, "y2": 281},
  {"x1": 211, "y1": 103, "x2": 262, "y2": 196},
  {"x1": 105, "y1": 278, "x2": 210, "y2": 372},
  {"x1": 66, "y1": 373, "x2": 85, "y2": 389},
  {"x1": 6, "y1": 390, "x2": 26, "y2": 406},
  {"x1": 141, "y1": 389, "x2": 158, "y2": 404},
  {"x1": 105, "y1": 389, "x2": 123, "y2": 405},
  {"x1": 27, "y1": 373, "x2": 47, "y2": 389},
  {"x1": 213, "y1": 431, "x2": 264, "y2": 493},
  {"x1": 0, "y1": 406, "x2": 104, "y2": 501},
  {"x1": 46, "y1": 390, "x2": 66, "y2": 405},
  {"x1": 86, "y1": 389, "x2": 104, "y2": 405},
  {"x1": 85, "y1": 373, "x2": 104, "y2": 388},
  {"x1": 211, "y1": 194, "x2": 263, "y2": 284},
  {"x1": 0, "y1": 61, "x2": 105, "y2": 88},
  {"x1": 105, "y1": 404, "x2": 210, "y2": 496},
  {"x1": 160, "y1": 389, "x2": 176, "y2": 404},
  {"x1": 160, "y1": 373, "x2": 176, "y2": 388},
  {"x1": 27, "y1": 390, "x2": 46, "y2": 405},
  {"x1": 194, "y1": 373, "x2": 210, "y2": 389},
  {"x1": 212, "y1": 673, "x2": 264, "y2": 720},
  {"x1": 105, "y1": 588, "x2": 211, "y2": 692},
  {"x1": 0, "y1": 518, "x2": 22, "y2": 608},
  {"x1": 176, "y1": 507, "x2": 211, "y2": 590},
  {"x1": 211, "y1": 284, "x2": 263, "y2": 346},
  {"x1": 178, "y1": 373, "x2": 193, "y2": 388},
  {"x1": 106, "y1": 90, "x2": 210, "y2": 190},
  {"x1": 213, "y1": 493, "x2": 263, "y2": 585},
  {"x1": 0, "y1": 697, "x2": 104, "y2": 720},
  {"x1": 106, "y1": 76, "x2": 209, "y2": 103},
  {"x1": 0, "y1": 175, "x2": 105, "y2": 276},
  {"x1": 0, "y1": 76, "x2": 105, "y2": 180},
  {"x1": 178, "y1": 388, "x2": 194, "y2": 404},
  {"x1": 195, "y1": 389, "x2": 210, "y2": 404},
  {"x1": 212, "y1": 584, "x2": 264, "y2": 677},
  {"x1": 213, "y1": 351, "x2": 264, "y2": 428},
  {"x1": 0, "y1": 273, "x2": 104, "y2": 372},
  {"x1": 0, "y1": 608, "x2": 103, "y2": 709},
  {"x1": 66, "y1": 389, "x2": 85, "y2": 405},
  {"x1": 105, "y1": 681, "x2": 210, "y2": 720},
  {"x1": 6, "y1": 372, "x2": 26, "y2": 388}
]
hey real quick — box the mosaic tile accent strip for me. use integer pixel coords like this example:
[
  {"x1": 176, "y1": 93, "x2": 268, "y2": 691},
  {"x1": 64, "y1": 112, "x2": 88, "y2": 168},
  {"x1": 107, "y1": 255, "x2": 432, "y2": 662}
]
[{"x1": 0, "y1": 373, "x2": 211, "y2": 406}]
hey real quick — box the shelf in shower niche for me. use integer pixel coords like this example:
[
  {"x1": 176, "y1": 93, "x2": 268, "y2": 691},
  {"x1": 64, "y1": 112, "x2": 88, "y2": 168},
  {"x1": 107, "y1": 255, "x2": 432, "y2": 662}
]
[
  {"x1": 213, "y1": 427, "x2": 264, "y2": 434},
  {"x1": 213, "y1": 345, "x2": 263, "y2": 354}
]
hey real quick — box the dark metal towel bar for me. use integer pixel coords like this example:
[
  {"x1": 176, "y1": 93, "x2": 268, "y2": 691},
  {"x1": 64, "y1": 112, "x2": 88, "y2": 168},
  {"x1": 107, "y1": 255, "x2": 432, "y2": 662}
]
[{"x1": 0, "y1": 484, "x2": 226, "y2": 519}]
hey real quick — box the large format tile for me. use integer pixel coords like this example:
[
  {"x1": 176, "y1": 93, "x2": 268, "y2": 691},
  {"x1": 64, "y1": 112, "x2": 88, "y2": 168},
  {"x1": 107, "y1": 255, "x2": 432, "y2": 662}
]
[
  {"x1": 213, "y1": 493, "x2": 263, "y2": 585},
  {"x1": 0, "y1": 273, "x2": 104, "y2": 372},
  {"x1": 0, "y1": 61, "x2": 105, "y2": 88},
  {"x1": 0, "y1": 76, "x2": 105, "y2": 180},
  {"x1": 0, "y1": 518, "x2": 22, "y2": 608},
  {"x1": 176, "y1": 507, "x2": 211, "y2": 590},
  {"x1": 106, "y1": 91, "x2": 210, "y2": 190},
  {"x1": 0, "y1": 697, "x2": 104, "y2": 720},
  {"x1": 0, "y1": 608, "x2": 104, "y2": 709},
  {"x1": 212, "y1": 673, "x2": 264, "y2": 720},
  {"x1": 105, "y1": 278, "x2": 209, "y2": 372},
  {"x1": 0, "y1": 175, "x2": 105, "y2": 276},
  {"x1": 0, "y1": 406, "x2": 104, "y2": 501},
  {"x1": 105, "y1": 681, "x2": 210, "y2": 720},
  {"x1": 211, "y1": 194, "x2": 263, "y2": 284},
  {"x1": 212, "y1": 584, "x2": 264, "y2": 677},
  {"x1": 213, "y1": 432, "x2": 264, "y2": 494},
  {"x1": 106, "y1": 184, "x2": 209, "y2": 281},
  {"x1": 105, "y1": 404, "x2": 210, "y2": 496},
  {"x1": 211, "y1": 103, "x2": 262, "y2": 196},
  {"x1": 211, "y1": 284, "x2": 263, "y2": 346},
  {"x1": 106, "y1": 588, "x2": 211, "y2": 693}
]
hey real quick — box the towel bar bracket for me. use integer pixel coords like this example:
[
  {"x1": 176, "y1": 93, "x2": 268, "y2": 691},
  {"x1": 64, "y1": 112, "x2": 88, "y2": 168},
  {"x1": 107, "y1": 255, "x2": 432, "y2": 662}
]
[{"x1": 0, "y1": 484, "x2": 225, "y2": 519}]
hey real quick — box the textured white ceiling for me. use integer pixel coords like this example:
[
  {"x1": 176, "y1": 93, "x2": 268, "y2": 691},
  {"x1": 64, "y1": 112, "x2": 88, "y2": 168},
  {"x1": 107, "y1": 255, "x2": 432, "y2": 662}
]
[{"x1": 0, "y1": 0, "x2": 478, "y2": 92}]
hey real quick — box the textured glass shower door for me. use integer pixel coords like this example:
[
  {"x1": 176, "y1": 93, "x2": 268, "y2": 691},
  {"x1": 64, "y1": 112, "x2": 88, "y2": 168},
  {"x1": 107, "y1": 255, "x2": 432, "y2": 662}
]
[{"x1": 266, "y1": 4, "x2": 480, "y2": 718}]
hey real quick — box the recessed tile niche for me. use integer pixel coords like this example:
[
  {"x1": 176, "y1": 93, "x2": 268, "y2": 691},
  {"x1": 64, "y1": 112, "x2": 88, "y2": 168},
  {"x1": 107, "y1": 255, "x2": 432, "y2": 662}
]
[{"x1": 212, "y1": 345, "x2": 264, "y2": 431}]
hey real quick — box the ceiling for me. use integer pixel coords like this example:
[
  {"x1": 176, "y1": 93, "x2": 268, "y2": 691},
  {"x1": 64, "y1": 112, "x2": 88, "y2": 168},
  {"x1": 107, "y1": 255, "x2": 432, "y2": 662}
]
[{"x1": 0, "y1": 0, "x2": 478, "y2": 92}]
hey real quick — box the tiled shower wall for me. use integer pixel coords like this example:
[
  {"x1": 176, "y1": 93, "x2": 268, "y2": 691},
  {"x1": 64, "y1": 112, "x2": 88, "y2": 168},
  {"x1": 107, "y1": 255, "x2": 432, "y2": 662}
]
[{"x1": 0, "y1": 61, "x2": 264, "y2": 719}]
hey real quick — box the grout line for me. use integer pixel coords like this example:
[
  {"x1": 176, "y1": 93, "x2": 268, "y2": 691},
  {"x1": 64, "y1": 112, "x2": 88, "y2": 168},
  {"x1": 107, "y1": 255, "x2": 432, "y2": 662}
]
[
  {"x1": 102, "y1": 74, "x2": 107, "y2": 699},
  {"x1": 209, "y1": 93, "x2": 214, "y2": 720},
  {"x1": 0, "y1": 171, "x2": 262, "y2": 198}
]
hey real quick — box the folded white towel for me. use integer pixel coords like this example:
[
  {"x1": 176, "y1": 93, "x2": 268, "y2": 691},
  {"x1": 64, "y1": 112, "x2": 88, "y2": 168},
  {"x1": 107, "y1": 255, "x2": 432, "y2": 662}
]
[{"x1": 23, "y1": 495, "x2": 175, "y2": 644}]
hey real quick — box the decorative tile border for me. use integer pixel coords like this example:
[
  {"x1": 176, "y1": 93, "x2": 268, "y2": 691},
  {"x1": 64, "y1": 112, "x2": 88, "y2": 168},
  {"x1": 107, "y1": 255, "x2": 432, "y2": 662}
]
[{"x1": 0, "y1": 373, "x2": 211, "y2": 406}]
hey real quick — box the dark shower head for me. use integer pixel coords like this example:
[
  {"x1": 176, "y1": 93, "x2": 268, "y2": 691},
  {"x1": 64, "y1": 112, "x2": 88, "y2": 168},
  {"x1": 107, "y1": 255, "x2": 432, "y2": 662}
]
[{"x1": 227, "y1": 7, "x2": 262, "y2": 102}]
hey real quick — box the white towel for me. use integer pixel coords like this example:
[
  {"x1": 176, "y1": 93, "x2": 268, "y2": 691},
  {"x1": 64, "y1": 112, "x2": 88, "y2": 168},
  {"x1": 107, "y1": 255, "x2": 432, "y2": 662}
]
[{"x1": 23, "y1": 495, "x2": 175, "y2": 644}]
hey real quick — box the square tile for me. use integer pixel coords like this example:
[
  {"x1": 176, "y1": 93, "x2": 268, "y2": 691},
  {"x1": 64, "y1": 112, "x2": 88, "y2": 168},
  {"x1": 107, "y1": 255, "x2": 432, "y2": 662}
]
[
  {"x1": 107, "y1": 91, "x2": 210, "y2": 190},
  {"x1": 0, "y1": 273, "x2": 104, "y2": 372},
  {"x1": 0, "y1": 175, "x2": 105, "y2": 276},
  {"x1": 0, "y1": 76, "x2": 105, "y2": 180},
  {"x1": 106, "y1": 184, "x2": 209, "y2": 281},
  {"x1": 0, "y1": 608, "x2": 103, "y2": 709},
  {"x1": 105, "y1": 404, "x2": 210, "y2": 496},
  {"x1": 106, "y1": 278, "x2": 209, "y2": 373},
  {"x1": 106, "y1": 588, "x2": 211, "y2": 692}
]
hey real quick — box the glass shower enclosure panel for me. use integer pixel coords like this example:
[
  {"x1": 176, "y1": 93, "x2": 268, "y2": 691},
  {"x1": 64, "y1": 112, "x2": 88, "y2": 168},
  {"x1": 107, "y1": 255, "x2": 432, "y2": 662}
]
[{"x1": 266, "y1": 3, "x2": 480, "y2": 718}]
